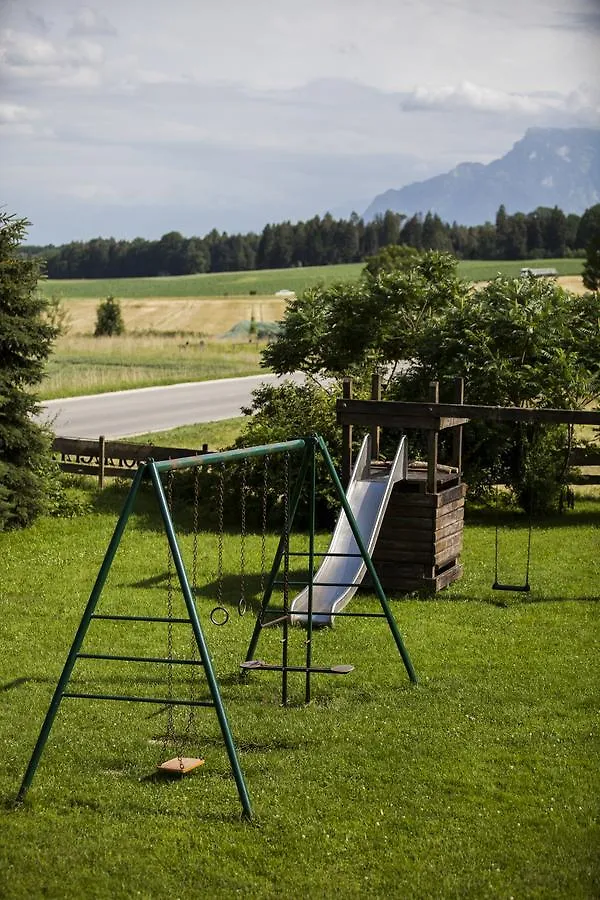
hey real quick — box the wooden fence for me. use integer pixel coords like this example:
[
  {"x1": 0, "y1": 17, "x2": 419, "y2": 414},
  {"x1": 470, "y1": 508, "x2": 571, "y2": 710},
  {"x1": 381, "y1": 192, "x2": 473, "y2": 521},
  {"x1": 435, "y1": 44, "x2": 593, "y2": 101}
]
[{"x1": 52, "y1": 436, "x2": 208, "y2": 488}]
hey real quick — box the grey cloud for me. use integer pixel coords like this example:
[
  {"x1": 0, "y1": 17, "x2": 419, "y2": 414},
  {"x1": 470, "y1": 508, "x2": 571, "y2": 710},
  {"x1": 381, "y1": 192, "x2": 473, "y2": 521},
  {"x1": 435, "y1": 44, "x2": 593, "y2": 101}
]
[
  {"x1": 25, "y1": 9, "x2": 51, "y2": 35},
  {"x1": 68, "y1": 6, "x2": 117, "y2": 38}
]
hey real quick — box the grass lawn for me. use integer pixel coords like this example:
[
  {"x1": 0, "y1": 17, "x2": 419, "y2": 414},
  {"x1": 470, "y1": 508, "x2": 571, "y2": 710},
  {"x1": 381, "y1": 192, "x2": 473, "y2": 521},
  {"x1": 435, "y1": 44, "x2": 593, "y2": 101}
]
[
  {"x1": 39, "y1": 258, "x2": 584, "y2": 301},
  {"x1": 127, "y1": 417, "x2": 247, "y2": 450},
  {"x1": 0, "y1": 473, "x2": 598, "y2": 899}
]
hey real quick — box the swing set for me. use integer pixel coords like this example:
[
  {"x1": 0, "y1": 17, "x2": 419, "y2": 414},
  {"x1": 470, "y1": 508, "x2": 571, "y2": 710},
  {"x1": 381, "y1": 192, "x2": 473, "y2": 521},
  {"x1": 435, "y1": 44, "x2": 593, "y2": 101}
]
[{"x1": 16, "y1": 434, "x2": 417, "y2": 820}]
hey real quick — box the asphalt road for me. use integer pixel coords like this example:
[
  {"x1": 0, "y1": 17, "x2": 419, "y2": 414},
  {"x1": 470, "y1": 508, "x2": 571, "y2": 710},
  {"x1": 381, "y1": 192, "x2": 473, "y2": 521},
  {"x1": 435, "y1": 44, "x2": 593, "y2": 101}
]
[{"x1": 36, "y1": 373, "x2": 304, "y2": 438}]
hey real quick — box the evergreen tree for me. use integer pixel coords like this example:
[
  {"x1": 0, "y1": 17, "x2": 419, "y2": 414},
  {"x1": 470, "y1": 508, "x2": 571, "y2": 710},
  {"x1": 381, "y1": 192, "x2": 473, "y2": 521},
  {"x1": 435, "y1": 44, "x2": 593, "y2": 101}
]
[
  {"x1": 0, "y1": 213, "x2": 59, "y2": 530},
  {"x1": 94, "y1": 296, "x2": 125, "y2": 336}
]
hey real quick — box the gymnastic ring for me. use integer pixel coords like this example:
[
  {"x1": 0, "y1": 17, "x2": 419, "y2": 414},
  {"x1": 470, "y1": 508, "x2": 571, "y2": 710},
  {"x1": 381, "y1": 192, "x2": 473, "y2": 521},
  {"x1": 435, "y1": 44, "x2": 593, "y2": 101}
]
[{"x1": 210, "y1": 606, "x2": 229, "y2": 626}]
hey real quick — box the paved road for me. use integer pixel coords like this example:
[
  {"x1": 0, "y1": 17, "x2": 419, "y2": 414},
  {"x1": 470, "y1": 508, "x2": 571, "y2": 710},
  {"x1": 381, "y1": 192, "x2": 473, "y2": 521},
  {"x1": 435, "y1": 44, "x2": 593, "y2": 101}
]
[{"x1": 36, "y1": 373, "x2": 304, "y2": 438}]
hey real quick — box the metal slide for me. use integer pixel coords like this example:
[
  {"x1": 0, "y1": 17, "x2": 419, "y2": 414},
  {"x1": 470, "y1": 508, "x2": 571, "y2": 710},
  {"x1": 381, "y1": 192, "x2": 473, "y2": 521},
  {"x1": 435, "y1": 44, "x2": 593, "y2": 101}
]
[{"x1": 290, "y1": 434, "x2": 407, "y2": 627}]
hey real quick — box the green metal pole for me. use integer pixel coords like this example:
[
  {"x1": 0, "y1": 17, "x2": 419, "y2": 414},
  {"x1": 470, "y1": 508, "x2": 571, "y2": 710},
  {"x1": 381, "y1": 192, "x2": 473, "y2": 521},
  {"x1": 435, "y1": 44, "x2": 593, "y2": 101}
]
[
  {"x1": 16, "y1": 465, "x2": 146, "y2": 803},
  {"x1": 244, "y1": 445, "x2": 311, "y2": 665},
  {"x1": 315, "y1": 435, "x2": 418, "y2": 685},
  {"x1": 148, "y1": 463, "x2": 253, "y2": 820},
  {"x1": 154, "y1": 439, "x2": 307, "y2": 473},
  {"x1": 281, "y1": 454, "x2": 290, "y2": 707},
  {"x1": 305, "y1": 438, "x2": 316, "y2": 704}
]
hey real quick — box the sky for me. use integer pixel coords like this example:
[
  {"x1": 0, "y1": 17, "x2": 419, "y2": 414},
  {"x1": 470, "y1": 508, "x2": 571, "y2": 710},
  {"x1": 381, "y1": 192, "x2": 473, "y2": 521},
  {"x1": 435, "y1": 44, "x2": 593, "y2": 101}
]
[{"x1": 1, "y1": 0, "x2": 599, "y2": 245}]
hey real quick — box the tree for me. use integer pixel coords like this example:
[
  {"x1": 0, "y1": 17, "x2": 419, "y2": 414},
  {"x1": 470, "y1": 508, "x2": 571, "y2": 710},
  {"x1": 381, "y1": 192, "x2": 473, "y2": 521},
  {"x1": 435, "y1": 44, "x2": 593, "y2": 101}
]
[
  {"x1": 363, "y1": 244, "x2": 421, "y2": 277},
  {"x1": 0, "y1": 213, "x2": 59, "y2": 529},
  {"x1": 582, "y1": 233, "x2": 600, "y2": 292},
  {"x1": 263, "y1": 251, "x2": 466, "y2": 380},
  {"x1": 393, "y1": 276, "x2": 600, "y2": 510},
  {"x1": 94, "y1": 296, "x2": 125, "y2": 336}
]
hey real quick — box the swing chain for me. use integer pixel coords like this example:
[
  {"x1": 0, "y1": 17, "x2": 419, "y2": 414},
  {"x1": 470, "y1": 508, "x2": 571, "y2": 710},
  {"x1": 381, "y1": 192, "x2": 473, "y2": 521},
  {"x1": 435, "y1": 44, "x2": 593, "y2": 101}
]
[
  {"x1": 238, "y1": 458, "x2": 247, "y2": 617},
  {"x1": 211, "y1": 463, "x2": 229, "y2": 626},
  {"x1": 260, "y1": 455, "x2": 269, "y2": 599},
  {"x1": 186, "y1": 468, "x2": 201, "y2": 735},
  {"x1": 282, "y1": 452, "x2": 290, "y2": 612}
]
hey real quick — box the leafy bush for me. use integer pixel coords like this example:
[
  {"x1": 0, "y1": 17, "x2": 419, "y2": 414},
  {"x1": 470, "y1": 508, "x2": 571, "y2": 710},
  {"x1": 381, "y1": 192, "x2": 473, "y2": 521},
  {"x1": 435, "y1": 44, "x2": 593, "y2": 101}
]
[{"x1": 94, "y1": 295, "x2": 125, "y2": 336}]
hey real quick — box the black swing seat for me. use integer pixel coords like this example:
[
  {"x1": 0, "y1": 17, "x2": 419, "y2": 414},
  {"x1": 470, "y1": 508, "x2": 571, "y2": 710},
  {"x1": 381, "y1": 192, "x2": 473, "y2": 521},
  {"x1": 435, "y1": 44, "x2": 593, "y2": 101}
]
[
  {"x1": 492, "y1": 582, "x2": 531, "y2": 593},
  {"x1": 240, "y1": 660, "x2": 354, "y2": 675}
]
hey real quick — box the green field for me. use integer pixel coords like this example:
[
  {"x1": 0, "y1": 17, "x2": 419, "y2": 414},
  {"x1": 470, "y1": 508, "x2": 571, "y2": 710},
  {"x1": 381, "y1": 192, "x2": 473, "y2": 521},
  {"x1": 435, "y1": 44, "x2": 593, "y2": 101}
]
[
  {"x1": 0, "y1": 474, "x2": 598, "y2": 898},
  {"x1": 39, "y1": 258, "x2": 584, "y2": 300}
]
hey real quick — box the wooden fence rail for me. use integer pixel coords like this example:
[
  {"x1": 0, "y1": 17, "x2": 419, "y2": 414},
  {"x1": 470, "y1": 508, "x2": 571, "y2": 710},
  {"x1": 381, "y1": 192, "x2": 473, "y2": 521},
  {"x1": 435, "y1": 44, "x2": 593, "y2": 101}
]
[{"x1": 52, "y1": 436, "x2": 208, "y2": 488}]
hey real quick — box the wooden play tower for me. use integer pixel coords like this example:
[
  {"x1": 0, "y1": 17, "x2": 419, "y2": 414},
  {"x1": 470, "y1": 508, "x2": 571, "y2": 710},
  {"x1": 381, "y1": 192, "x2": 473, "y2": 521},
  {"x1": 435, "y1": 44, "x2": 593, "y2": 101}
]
[
  {"x1": 339, "y1": 377, "x2": 468, "y2": 594},
  {"x1": 338, "y1": 375, "x2": 600, "y2": 596}
]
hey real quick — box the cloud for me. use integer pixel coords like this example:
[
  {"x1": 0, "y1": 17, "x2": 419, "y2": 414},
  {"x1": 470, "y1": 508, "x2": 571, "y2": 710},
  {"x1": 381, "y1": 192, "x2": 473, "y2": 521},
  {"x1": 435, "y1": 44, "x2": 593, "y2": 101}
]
[
  {"x1": 401, "y1": 82, "x2": 548, "y2": 115},
  {"x1": 0, "y1": 103, "x2": 41, "y2": 124},
  {"x1": 25, "y1": 9, "x2": 52, "y2": 35},
  {"x1": 0, "y1": 28, "x2": 106, "y2": 87},
  {"x1": 68, "y1": 6, "x2": 117, "y2": 38},
  {"x1": 399, "y1": 80, "x2": 600, "y2": 124}
]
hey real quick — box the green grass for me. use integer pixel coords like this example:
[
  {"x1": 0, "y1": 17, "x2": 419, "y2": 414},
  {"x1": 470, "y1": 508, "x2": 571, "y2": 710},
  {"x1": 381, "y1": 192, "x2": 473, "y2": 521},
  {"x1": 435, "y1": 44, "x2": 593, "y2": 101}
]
[
  {"x1": 39, "y1": 258, "x2": 584, "y2": 300},
  {"x1": 127, "y1": 417, "x2": 247, "y2": 450},
  {"x1": 41, "y1": 336, "x2": 265, "y2": 400},
  {"x1": 0, "y1": 481, "x2": 598, "y2": 899}
]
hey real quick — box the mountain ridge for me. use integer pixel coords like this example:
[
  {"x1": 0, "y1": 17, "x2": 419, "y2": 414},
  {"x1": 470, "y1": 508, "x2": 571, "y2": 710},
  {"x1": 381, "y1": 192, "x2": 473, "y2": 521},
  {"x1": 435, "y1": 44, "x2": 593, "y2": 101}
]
[{"x1": 363, "y1": 127, "x2": 600, "y2": 225}]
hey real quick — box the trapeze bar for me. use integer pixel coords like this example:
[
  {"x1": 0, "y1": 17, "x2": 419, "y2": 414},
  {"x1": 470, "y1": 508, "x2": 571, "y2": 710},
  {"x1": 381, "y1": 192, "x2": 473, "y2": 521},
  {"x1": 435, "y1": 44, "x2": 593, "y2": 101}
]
[
  {"x1": 77, "y1": 653, "x2": 205, "y2": 666},
  {"x1": 240, "y1": 661, "x2": 354, "y2": 674},
  {"x1": 91, "y1": 614, "x2": 192, "y2": 624},
  {"x1": 258, "y1": 614, "x2": 291, "y2": 628},
  {"x1": 261, "y1": 608, "x2": 388, "y2": 620},
  {"x1": 151, "y1": 438, "x2": 307, "y2": 473},
  {"x1": 62, "y1": 692, "x2": 214, "y2": 706}
]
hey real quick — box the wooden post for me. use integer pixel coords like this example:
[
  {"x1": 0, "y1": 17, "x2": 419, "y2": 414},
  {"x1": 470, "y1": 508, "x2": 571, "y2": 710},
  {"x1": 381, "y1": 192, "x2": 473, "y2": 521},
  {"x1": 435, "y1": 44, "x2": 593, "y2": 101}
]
[
  {"x1": 342, "y1": 377, "x2": 353, "y2": 487},
  {"x1": 426, "y1": 382, "x2": 439, "y2": 495},
  {"x1": 452, "y1": 377, "x2": 464, "y2": 474},
  {"x1": 370, "y1": 371, "x2": 382, "y2": 460},
  {"x1": 98, "y1": 435, "x2": 105, "y2": 490}
]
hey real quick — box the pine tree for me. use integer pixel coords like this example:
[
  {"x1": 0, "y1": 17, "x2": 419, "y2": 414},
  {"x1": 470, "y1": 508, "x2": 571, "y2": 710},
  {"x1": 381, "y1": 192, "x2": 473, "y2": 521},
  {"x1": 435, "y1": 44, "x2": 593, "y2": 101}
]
[{"x1": 0, "y1": 213, "x2": 59, "y2": 529}]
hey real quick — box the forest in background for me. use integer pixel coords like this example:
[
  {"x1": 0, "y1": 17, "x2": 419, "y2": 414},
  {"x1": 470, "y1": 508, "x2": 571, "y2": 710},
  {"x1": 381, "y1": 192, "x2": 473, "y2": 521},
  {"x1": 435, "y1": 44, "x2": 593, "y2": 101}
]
[{"x1": 22, "y1": 203, "x2": 600, "y2": 280}]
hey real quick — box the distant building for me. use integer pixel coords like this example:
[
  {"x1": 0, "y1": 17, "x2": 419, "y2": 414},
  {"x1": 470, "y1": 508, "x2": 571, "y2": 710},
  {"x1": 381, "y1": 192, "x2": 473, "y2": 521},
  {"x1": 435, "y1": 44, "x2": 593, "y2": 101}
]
[
  {"x1": 519, "y1": 267, "x2": 559, "y2": 278},
  {"x1": 275, "y1": 289, "x2": 296, "y2": 297}
]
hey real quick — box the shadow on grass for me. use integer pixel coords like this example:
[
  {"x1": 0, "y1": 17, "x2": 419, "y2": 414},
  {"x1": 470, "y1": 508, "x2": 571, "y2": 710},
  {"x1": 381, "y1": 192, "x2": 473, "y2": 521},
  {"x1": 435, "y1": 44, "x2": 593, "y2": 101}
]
[
  {"x1": 465, "y1": 499, "x2": 600, "y2": 529},
  {"x1": 0, "y1": 675, "x2": 55, "y2": 693},
  {"x1": 124, "y1": 569, "x2": 309, "y2": 616},
  {"x1": 88, "y1": 479, "x2": 286, "y2": 537},
  {"x1": 430, "y1": 591, "x2": 600, "y2": 607}
]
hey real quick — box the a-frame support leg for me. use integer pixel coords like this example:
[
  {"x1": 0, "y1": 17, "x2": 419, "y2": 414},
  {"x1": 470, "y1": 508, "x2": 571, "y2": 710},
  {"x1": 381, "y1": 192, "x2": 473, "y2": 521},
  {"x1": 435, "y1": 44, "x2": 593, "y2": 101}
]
[{"x1": 16, "y1": 465, "x2": 146, "y2": 803}]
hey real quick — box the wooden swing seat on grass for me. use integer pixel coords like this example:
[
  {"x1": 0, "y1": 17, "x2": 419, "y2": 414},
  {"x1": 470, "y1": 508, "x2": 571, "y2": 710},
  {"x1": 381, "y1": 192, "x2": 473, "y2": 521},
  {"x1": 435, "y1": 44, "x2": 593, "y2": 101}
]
[{"x1": 158, "y1": 757, "x2": 205, "y2": 774}]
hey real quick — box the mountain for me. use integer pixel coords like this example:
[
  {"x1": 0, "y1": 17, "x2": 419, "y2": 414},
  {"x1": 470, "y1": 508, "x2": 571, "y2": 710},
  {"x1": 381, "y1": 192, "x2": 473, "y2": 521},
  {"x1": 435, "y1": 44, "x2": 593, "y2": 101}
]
[{"x1": 363, "y1": 128, "x2": 600, "y2": 225}]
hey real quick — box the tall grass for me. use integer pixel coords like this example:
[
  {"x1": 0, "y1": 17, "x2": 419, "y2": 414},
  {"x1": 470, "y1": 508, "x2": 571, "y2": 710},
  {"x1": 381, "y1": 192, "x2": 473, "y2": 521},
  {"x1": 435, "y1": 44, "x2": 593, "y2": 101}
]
[{"x1": 41, "y1": 336, "x2": 265, "y2": 400}]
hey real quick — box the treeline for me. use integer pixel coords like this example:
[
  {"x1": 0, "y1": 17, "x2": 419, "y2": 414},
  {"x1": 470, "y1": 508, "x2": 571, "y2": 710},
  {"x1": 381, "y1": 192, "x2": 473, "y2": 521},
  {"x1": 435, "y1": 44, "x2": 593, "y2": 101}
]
[{"x1": 24, "y1": 204, "x2": 600, "y2": 280}]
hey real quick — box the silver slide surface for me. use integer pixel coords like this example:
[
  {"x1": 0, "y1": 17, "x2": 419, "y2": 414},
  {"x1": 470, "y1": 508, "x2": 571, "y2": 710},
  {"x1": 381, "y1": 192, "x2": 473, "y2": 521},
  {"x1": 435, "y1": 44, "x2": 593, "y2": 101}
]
[{"x1": 290, "y1": 434, "x2": 407, "y2": 627}]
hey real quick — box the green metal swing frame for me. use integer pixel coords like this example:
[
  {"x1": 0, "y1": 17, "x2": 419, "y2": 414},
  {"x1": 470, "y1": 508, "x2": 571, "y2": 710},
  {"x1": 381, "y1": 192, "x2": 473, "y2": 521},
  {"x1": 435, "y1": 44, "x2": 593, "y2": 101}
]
[{"x1": 16, "y1": 434, "x2": 416, "y2": 821}]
